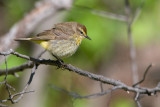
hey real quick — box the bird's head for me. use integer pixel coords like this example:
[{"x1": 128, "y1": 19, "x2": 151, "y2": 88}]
[{"x1": 76, "y1": 23, "x2": 91, "y2": 40}]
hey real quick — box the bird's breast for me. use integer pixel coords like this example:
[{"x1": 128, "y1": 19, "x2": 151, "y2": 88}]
[{"x1": 47, "y1": 39, "x2": 79, "y2": 58}]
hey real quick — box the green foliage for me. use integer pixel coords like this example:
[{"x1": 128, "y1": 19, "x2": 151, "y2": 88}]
[
  {"x1": 73, "y1": 99, "x2": 88, "y2": 107},
  {"x1": 110, "y1": 98, "x2": 135, "y2": 107},
  {"x1": 4, "y1": 0, "x2": 36, "y2": 26},
  {"x1": 75, "y1": 0, "x2": 99, "y2": 7}
]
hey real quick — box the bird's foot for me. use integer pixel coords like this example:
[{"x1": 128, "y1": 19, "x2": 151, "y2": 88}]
[{"x1": 52, "y1": 54, "x2": 64, "y2": 68}]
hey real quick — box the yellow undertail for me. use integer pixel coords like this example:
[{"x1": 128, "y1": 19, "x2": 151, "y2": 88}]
[{"x1": 15, "y1": 38, "x2": 49, "y2": 49}]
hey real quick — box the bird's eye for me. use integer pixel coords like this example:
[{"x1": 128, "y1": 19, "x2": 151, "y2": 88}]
[{"x1": 80, "y1": 30, "x2": 83, "y2": 35}]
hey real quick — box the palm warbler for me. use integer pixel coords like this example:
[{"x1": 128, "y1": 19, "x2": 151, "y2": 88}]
[{"x1": 15, "y1": 22, "x2": 91, "y2": 58}]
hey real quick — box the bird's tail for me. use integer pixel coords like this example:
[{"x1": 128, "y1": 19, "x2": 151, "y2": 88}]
[{"x1": 14, "y1": 38, "x2": 32, "y2": 41}]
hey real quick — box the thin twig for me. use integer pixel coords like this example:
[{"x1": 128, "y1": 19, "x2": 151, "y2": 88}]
[
  {"x1": 75, "y1": 5, "x2": 127, "y2": 21},
  {"x1": 0, "y1": 81, "x2": 6, "y2": 85},
  {"x1": 11, "y1": 90, "x2": 34, "y2": 98},
  {"x1": 0, "y1": 50, "x2": 46, "y2": 76},
  {"x1": 107, "y1": 92, "x2": 112, "y2": 107},
  {"x1": 125, "y1": 0, "x2": 139, "y2": 84},
  {"x1": 0, "y1": 50, "x2": 45, "y2": 104},
  {"x1": 36, "y1": 49, "x2": 46, "y2": 58},
  {"x1": 0, "y1": 61, "x2": 34, "y2": 76},
  {"x1": 73, "y1": 86, "x2": 122, "y2": 99},
  {"x1": 5, "y1": 83, "x2": 15, "y2": 92},
  {"x1": 7, "y1": 50, "x2": 45, "y2": 103},
  {"x1": 134, "y1": 92, "x2": 142, "y2": 107},
  {"x1": 133, "y1": 64, "x2": 152, "y2": 87},
  {"x1": 135, "y1": 92, "x2": 140, "y2": 101},
  {"x1": 100, "y1": 82, "x2": 104, "y2": 92},
  {"x1": 51, "y1": 84, "x2": 122, "y2": 99},
  {"x1": 4, "y1": 55, "x2": 15, "y2": 103},
  {"x1": 0, "y1": 90, "x2": 34, "y2": 103},
  {"x1": 136, "y1": 100, "x2": 142, "y2": 107},
  {"x1": 10, "y1": 64, "x2": 38, "y2": 103},
  {"x1": 4, "y1": 55, "x2": 8, "y2": 80},
  {"x1": 131, "y1": 0, "x2": 145, "y2": 24}
]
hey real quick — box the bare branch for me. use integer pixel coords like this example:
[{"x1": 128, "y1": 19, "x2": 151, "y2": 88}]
[
  {"x1": 0, "y1": 50, "x2": 46, "y2": 76},
  {"x1": 0, "y1": 50, "x2": 160, "y2": 96},
  {"x1": 0, "y1": 61, "x2": 34, "y2": 76}
]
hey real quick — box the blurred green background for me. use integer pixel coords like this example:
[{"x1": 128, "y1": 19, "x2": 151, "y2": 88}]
[{"x1": 0, "y1": 0, "x2": 160, "y2": 107}]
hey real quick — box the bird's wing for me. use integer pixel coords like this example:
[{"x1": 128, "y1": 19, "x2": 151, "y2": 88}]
[
  {"x1": 33, "y1": 30, "x2": 55, "y2": 41},
  {"x1": 54, "y1": 23, "x2": 75, "y2": 37},
  {"x1": 32, "y1": 24, "x2": 75, "y2": 41}
]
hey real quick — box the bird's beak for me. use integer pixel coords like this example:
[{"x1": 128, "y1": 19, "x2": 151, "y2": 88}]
[{"x1": 85, "y1": 35, "x2": 91, "y2": 40}]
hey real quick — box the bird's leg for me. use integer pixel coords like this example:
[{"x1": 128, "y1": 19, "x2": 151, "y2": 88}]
[
  {"x1": 52, "y1": 54, "x2": 63, "y2": 63},
  {"x1": 52, "y1": 54, "x2": 64, "y2": 69}
]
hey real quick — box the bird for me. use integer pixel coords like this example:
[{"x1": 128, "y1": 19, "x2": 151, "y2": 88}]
[{"x1": 15, "y1": 22, "x2": 91, "y2": 59}]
